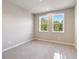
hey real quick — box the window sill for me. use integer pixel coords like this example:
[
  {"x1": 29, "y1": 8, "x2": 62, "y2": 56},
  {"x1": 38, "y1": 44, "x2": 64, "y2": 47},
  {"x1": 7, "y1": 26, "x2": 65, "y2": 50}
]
[
  {"x1": 39, "y1": 31, "x2": 48, "y2": 32},
  {"x1": 52, "y1": 31, "x2": 64, "y2": 33}
]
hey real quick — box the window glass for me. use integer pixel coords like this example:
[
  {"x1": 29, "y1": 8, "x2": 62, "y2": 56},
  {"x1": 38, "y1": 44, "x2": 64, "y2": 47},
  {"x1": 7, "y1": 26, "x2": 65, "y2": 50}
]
[
  {"x1": 39, "y1": 15, "x2": 48, "y2": 32},
  {"x1": 52, "y1": 13, "x2": 64, "y2": 32}
]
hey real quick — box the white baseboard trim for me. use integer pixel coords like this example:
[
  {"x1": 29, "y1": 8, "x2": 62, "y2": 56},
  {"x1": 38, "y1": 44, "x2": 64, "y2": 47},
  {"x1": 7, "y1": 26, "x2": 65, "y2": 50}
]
[
  {"x1": 34, "y1": 38, "x2": 75, "y2": 47},
  {"x1": 2, "y1": 39, "x2": 32, "y2": 52}
]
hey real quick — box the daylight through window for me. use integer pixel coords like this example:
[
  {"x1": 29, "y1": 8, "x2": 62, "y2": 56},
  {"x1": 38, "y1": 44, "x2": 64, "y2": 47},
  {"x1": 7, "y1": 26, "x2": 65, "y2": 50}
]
[
  {"x1": 52, "y1": 13, "x2": 64, "y2": 32},
  {"x1": 39, "y1": 15, "x2": 48, "y2": 32},
  {"x1": 39, "y1": 13, "x2": 64, "y2": 32}
]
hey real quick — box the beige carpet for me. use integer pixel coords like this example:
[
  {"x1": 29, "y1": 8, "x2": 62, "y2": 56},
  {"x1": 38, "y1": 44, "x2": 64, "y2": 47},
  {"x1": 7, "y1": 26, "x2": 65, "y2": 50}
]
[{"x1": 2, "y1": 40, "x2": 76, "y2": 59}]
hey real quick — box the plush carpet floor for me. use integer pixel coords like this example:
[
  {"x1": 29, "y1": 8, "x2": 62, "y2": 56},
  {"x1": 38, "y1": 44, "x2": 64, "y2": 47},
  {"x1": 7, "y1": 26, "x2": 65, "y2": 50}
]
[{"x1": 2, "y1": 40, "x2": 76, "y2": 59}]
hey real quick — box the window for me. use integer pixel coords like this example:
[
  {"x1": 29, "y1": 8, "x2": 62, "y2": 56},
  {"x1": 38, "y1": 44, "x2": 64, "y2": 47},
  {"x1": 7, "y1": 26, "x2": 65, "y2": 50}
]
[
  {"x1": 52, "y1": 13, "x2": 64, "y2": 32},
  {"x1": 39, "y1": 15, "x2": 48, "y2": 32},
  {"x1": 39, "y1": 13, "x2": 64, "y2": 32}
]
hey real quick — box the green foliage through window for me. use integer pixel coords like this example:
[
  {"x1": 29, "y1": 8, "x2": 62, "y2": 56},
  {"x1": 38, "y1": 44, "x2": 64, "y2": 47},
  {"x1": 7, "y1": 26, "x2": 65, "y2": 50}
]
[
  {"x1": 39, "y1": 13, "x2": 64, "y2": 32},
  {"x1": 52, "y1": 14, "x2": 64, "y2": 32},
  {"x1": 54, "y1": 23, "x2": 63, "y2": 31},
  {"x1": 40, "y1": 16, "x2": 48, "y2": 32}
]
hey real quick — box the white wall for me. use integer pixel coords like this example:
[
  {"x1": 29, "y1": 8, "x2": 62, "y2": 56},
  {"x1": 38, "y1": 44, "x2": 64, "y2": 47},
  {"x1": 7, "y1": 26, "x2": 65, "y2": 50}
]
[
  {"x1": 2, "y1": 0, "x2": 34, "y2": 50},
  {"x1": 34, "y1": 8, "x2": 75, "y2": 44}
]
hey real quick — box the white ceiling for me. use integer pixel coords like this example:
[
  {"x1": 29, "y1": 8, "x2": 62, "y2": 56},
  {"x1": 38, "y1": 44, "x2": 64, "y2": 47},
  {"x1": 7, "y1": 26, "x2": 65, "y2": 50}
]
[{"x1": 7, "y1": 0, "x2": 76, "y2": 14}]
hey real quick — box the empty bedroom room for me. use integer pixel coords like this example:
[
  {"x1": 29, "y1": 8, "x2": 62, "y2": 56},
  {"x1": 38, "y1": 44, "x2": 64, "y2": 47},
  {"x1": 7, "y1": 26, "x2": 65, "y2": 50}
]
[{"x1": 2, "y1": 0, "x2": 77, "y2": 59}]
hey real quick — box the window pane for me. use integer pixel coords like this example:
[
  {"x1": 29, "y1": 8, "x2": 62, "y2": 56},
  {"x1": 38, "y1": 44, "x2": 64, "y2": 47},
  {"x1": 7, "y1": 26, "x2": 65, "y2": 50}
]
[
  {"x1": 54, "y1": 23, "x2": 63, "y2": 31},
  {"x1": 52, "y1": 14, "x2": 64, "y2": 32},
  {"x1": 39, "y1": 16, "x2": 48, "y2": 32}
]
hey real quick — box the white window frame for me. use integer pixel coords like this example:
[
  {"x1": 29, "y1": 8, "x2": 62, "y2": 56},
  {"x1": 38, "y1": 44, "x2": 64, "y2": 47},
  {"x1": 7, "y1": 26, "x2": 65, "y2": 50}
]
[
  {"x1": 52, "y1": 13, "x2": 64, "y2": 33},
  {"x1": 39, "y1": 15, "x2": 48, "y2": 32}
]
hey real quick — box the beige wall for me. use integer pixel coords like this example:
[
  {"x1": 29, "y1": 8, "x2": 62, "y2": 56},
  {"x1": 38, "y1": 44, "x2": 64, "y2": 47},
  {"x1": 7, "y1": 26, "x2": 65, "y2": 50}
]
[
  {"x1": 75, "y1": 5, "x2": 77, "y2": 47},
  {"x1": 34, "y1": 8, "x2": 75, "y2": 44},
  {"x1": 2, "y1": 0, "x2": 34, "y2": 50}
]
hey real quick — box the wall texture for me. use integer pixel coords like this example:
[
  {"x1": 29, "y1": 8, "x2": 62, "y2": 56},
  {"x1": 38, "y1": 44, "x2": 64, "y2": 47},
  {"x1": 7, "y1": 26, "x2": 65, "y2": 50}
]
[
  {"x1": 2, "y1": 0, "x2": 34, "y2": 50},
  {"x1": 34, "y1": 8, "x2": 75, "y2": 44}
]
